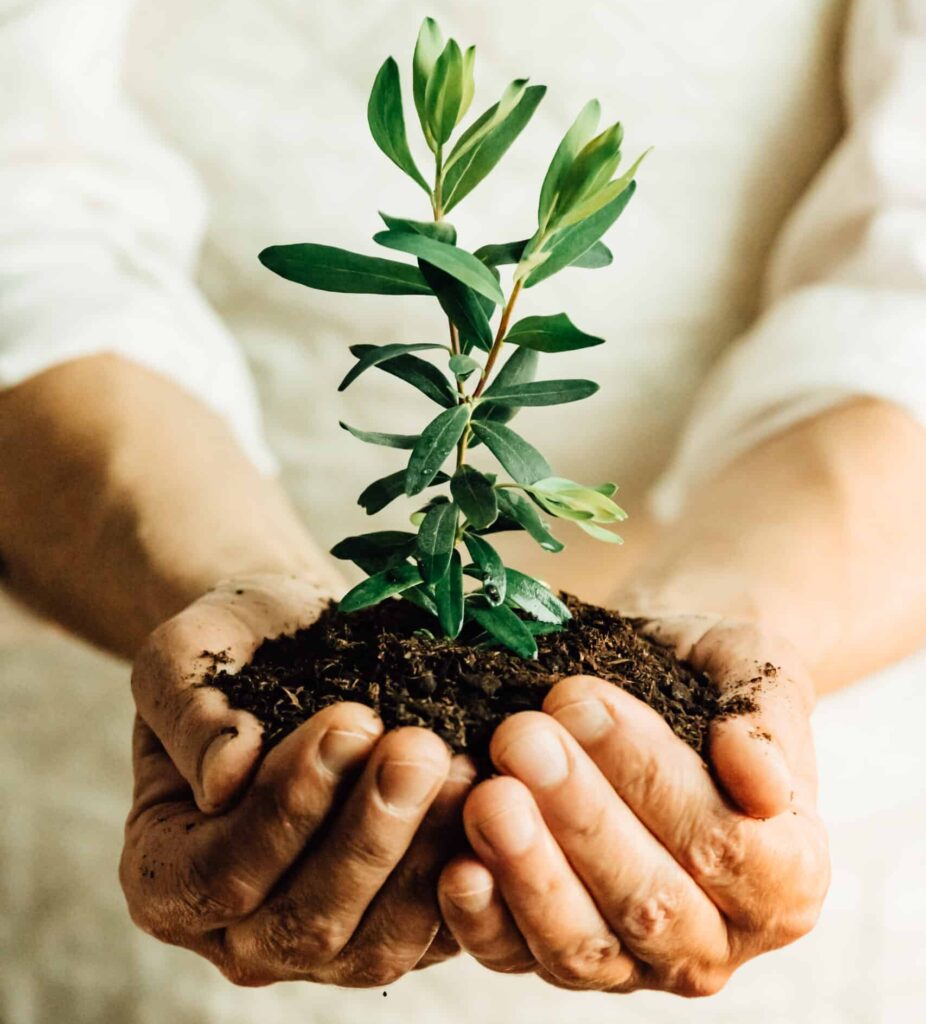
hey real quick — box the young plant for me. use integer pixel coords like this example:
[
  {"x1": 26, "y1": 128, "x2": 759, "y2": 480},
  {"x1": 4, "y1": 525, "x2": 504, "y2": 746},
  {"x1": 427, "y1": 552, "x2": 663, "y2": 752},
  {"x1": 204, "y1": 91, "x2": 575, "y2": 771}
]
[{"x1": 259, "y1": 17, "x2": 647, "y2": 659}]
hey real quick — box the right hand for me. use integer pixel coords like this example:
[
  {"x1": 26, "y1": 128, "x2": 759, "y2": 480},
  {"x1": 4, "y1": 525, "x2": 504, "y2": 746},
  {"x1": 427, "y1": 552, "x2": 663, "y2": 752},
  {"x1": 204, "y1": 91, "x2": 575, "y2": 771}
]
[{"x1": 122, "y1": 573, "x2": 473, "y2": 986}]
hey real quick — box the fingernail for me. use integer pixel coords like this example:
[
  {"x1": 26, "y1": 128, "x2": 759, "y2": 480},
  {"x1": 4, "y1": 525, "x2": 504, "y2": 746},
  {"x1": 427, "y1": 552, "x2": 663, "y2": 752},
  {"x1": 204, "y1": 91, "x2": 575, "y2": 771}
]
[
  {"x1": 553, "y1": 699, "x2": 613, "y2": 745},
  {"x1": 199, "y1": 727, "x2": 238, "y2": 807},
  {"x1": 476, "y1": 802, "x2": 536, "y2": 856},
  {"x1": 377, "y1": 759, "x2": 442, "y2": 811},
  {"x1": 318, "y1": 728, "x2": 377, "y2": 775},
  {"x1": 497, "y1": 730, "x2": 569, "y2": 790},
  {"x1": 447, "y1": 885, "x2": 493, "y2": 914}
]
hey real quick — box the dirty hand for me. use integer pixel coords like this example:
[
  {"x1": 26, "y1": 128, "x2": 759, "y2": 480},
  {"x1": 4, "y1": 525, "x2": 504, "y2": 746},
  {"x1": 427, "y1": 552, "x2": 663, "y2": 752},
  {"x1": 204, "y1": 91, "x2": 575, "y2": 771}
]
[
  {"x1": 122, "y1": 574, "x2": 471, "y2": 986},
  {"x1": 438, "y1": 617, "x2": 830, "y2": 996}
]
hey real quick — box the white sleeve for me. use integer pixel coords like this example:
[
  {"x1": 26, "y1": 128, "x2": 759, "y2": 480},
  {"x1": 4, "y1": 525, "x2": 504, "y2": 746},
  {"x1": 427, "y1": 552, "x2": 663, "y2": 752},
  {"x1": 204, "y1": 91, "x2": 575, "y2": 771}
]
[
  {"x1": 651, "y1": 0, "x2": 926, "y2": 520},
  {"x1": 0, "y1": 0, "x2": 276, "y2": 473}
]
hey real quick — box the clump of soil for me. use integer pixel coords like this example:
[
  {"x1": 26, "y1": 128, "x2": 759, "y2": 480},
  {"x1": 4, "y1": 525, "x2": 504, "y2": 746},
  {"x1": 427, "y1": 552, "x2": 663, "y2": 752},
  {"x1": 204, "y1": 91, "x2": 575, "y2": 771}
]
[{"x1": 205, "y1": 595, "x2": 741, "y2": 761}]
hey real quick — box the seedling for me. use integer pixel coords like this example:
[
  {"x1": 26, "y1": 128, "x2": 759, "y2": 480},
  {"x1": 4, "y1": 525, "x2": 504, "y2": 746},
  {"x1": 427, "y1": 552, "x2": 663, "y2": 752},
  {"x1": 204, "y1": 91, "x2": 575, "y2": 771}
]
[{"x1": 259, "y1": 17, "x2": 647, "y2": 658}]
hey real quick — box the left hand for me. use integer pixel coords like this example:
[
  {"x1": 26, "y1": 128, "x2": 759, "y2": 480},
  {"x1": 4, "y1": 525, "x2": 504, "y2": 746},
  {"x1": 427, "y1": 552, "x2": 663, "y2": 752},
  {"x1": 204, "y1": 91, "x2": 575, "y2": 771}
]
[{"x1": 437, "y1": 617, "x2": 830, "y2": 996}]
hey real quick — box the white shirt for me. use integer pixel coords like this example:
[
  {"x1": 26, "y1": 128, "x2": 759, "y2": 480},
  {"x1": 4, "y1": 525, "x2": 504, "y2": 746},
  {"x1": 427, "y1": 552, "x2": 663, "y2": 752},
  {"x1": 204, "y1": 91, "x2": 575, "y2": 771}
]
[{"x1": 1, "y1": 2, "x2": 925, "y2": 1022}]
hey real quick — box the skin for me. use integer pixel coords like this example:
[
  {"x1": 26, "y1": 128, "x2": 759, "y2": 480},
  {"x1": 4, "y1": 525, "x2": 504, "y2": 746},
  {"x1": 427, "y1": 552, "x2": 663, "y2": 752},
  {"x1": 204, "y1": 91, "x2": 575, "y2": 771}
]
[{"x1": 1, "y1": 356, "x2": 924, "y2": 992}]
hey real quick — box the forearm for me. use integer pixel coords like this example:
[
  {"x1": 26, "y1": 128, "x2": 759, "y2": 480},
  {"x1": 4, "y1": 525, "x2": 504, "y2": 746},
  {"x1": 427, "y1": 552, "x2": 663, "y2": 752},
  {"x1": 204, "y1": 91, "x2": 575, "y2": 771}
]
[
  {"x1": 616, "y1": 398, "x2": 926, "y2": 693},
  {"x1": 0, "y1": 355, "x2": 343, "y2": 657}
]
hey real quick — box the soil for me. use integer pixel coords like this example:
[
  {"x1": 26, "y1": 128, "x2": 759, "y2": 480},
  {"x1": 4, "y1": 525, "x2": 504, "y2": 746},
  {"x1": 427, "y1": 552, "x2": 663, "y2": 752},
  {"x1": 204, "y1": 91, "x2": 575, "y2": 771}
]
[{"x1": 205, "y1": 595, "x2": 746, "y2": 762}]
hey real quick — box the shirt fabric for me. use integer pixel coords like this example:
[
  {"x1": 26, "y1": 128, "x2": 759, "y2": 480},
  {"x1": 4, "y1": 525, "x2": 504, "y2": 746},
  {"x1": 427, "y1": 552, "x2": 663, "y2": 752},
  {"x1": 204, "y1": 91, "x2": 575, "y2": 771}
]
[{"x1": 0, "y1": 1, "x2": 925, "y2": 1022}]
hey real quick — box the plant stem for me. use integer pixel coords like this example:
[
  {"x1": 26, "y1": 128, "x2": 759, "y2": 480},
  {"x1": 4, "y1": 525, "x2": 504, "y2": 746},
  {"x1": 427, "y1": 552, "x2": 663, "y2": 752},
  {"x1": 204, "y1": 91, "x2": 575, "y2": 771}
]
[{"x1": 473, "y1": 279, "x2": 523, "y2": 398}]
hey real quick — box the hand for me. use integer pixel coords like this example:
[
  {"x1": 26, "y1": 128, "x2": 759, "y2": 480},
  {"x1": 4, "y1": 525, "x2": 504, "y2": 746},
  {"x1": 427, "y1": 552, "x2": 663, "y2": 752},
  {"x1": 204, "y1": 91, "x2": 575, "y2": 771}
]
[
  {"x1": 122, "y1": 574, "x2": 472, "y2": 986},
  {"x1": 437, "y1": 617, "x2": 830, "y2": 996}
]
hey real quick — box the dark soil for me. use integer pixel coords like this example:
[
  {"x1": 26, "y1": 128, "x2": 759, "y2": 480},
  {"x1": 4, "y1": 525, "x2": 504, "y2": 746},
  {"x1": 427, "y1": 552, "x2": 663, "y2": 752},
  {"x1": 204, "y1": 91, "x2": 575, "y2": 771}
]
[{"x1": 205, "y1": 595, "x2": 738, "y2": 762}]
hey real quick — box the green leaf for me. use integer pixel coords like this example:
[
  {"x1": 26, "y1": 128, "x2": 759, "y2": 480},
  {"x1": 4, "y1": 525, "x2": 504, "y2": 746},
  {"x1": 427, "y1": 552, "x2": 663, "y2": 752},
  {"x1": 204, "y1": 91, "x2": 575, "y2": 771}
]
[
  {"x1": 367, "y1": 58, "x2": 430, "y2": 193},
  {"x1": 449, "y1": 353, "x2": 480, "y2": 380},
  {"x1": 444, "y1": 79, "x2": 528, "y2": 173},
  {"x1": 459, "y1": 46, "x2": 476, "y2": 124},
  {"x1": 463, "y1": 533, "x2": 506, "y2": 605},
  {"x1": 539, "y1": 99, "x2": 601, "y2": 227},
  {"x1": 554, "y1": 120, "x2": 624, "y2": 221},
  {"x1": 475, "y1": 237, "x2": 611, "y2": 271},
  {"x1": 379, "y1": 211, "x2": 456, "y2": 245},
  {"x1": 259, "y1": 244, "x2": 432, "y2": 296},
  {"x1": 526, "y1": 476, "x2": 628, "y2": 523},
  {"x1": 409, "y1": 494, "x2": 449, "y2": 526},
  {"x1": 467, "y1": 599, "x2": 537, "y2": 659},
  {"x1": 450, "y1": 465, "x2": 498, "y2": 529},
  {"x1": 374, "y1": 231, "x2": 504, "y2": 305},
  {"x1": 557, "y1": 148, "x2": 651, "y2": 230},
  {"x1": 413, "y1": 18, "x2": 444, "y2": 148},
  {"x1": 339, "y1": 563, "x2": 423, "y2": 614},
  {"x1": 339, "y1": 420, "x2": 418, "y2": 450},
  {"x1": 358, "y1": 469, "x2": 449, "y2": 515},
  {"x1": 416, "y1": 499, "x2": 458, "y2": 583},
  {"x1": 493, "y1": 489, "x2": 564, "y2": 552},
  {"x1": 504, "y1": 568, "x2": 572, "y2": 624},
  {"x1": 406, "y1": 404, "x2": 470, "y2": 495},
  {"x1": 469, "y1": 421, "x2": 551, "y2": 484},
  {"x1": 478, "y1": 379, "x2": 599, "y2": 407},
  {"x1": 578, "y1": 520, "x2": 625, "y2": 544},
  {"x1": 329, "y1": 532, "x2": 415, "y2": 565},
  {"x1": 418, "y1": 261, "x2": 494, "y2": 353},
  {"x1": 505, "y1": 313, "x2": 604, "y2": 354},
  {"x1": 526, "y1": 179, "x2": 636, "y2": 288},
  {"x1": 339, "y1": 343, "x2": 445, "y2": 391},
  {"x1": 351, "y1": 344, "x2": 457, "y2": 408},
  {"x1": 435, "y1": 549, "x2": 464, "y2": 636},
  {"x1": 404, "y1": 583, "x2": 439, "y2": 617},
  {"x1": 426, "y1": 39, "x2": 464, "y2": 145},
  {"x1": 443, "y1": 85, "x2": 546, "y2": 213},
  {"x1": 472, "y1": 346, "x2": 539, "y2": 432}
]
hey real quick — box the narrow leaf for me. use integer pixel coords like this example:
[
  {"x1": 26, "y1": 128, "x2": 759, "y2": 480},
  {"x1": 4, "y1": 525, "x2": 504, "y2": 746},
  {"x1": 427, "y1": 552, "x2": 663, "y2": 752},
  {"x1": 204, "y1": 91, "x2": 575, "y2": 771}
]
[
  {"x1": 539, "y1": 99, "x2": 601, "y2": 226},
  {"x1": 418, "y1": 261, "x2": 494, "y2": 352},
  {"x1": 443, "y1": 85, "x2": 547, "y2": 213},
  {"x1": 404, "y1": 583, "x2": 439, "y2": 617},
  {"x1": 358, "y1": 469, "x2": 449, "y2": 515},
  {"x1": 463, "y1": 533, "x2": 506, "y2": 605},
  {"x1": 557, "y1": 148, "x2": 651, "y2": 229},
  {"x1": 478, "y1": 379, "x2": 599, "y2": 407},
  {"x1": 426, "y1": 38, "x2": 464, "y2": 145},
  {"x1": 416, "y1": 500, "x2": 459, "y2": 583},
  {"x1": 449, "y1": 353, "x2": 480, "y2": 379},
  {"x1": 526, "y1": 180, "x2": 636, "y2": 288},
  {"x1": 339, "y1": 342, "x2": 445, "y2": 391},
  {"x1": 259, "y1": 244, "x2": 432, "y2": 296},
  {"x1": 367, "y1": 58, "x2": 430, "y2": 192},
  {"x1": 379, "y1": 211, "x2": 456, "y2": 245},
  {"x1": 330, "y1": 531, "x2": 417, "y2": 561},
  {"x1": 339, "y1": 563, "x2": 422, "y2": 613},
  {"x1": 475, "y1": 238, "x2": 611, "y2": 271},
  {"x1": 413, "y1": 18, "x2": 444, "y2": 147},
  {"x1": 571, "y1": 241, "x2": 613, "y2": 268},
  {"x1": 472, "y1": 346, "x2": 539, "y2": 432},
  {"x1": 459, "y1": 46, "x2": 476, "y2": 123},
  {"x1": 444, "y1": 79, "x2": 528, "y2": 172},
  {"x1": 406, "y1": 404, "x2": 470, "y2": 495},
  {"x1": 469, "y1": 421, "x2": 551, "y2": 484},
  {"x1": 493, "y1": 489, "x2": 564, "y2": 552},
  {"x1": 578, "y1": 520, "x2": 625, "y2": 544},
  {"x1": 505, "y1": 313, "x2": 604, "y2": 353},
  {"x1": 340, "y1": 420, "x2": 418, "y2": 450},
  {"x1": 374, "y1": 231, "x2": 504, "y2": 304},
  {"x1": 435, "y1": 549, "x2": 464, "y2": 636},
  {"x1": 554, "y1": 120, "x2": 624, "y2": 220},
  {"x1": 504, "y1": 568, "x2": 572, "y2": 624},
  {"x1": 351, "y1": 344, "x2": 457, "y2": 408},
  {"x1": 467, "y1": 599, "x2": 537, "y2": 659},
  {"x1": 451, "y1": 465, "x2": 498, "y2": 529}
]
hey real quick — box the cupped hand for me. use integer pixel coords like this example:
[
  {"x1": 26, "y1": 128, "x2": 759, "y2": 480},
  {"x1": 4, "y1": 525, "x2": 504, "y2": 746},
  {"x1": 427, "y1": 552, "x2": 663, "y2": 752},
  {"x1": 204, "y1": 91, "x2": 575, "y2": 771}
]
[
  {"x1": 122, "y1": 574, "x2": 472, "y2": 986},
  {"x1": 437, "y1": 617, "x2": 830, "y2": 996}
]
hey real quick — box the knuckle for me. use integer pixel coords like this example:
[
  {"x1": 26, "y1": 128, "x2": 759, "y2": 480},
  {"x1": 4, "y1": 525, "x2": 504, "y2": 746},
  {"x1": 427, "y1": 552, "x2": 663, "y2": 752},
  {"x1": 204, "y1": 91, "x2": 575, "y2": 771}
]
[
  {"x1": 177, "y1": 856, "x2": 261, "y2": 924},
  {"x1": 549, "y1": 937, "x2": 625, "y2": 988},
  {"x1": 684, "y1": 818, "x2": 750, "y2": 883},
  {"x1": 667, "y1": 962, "x2": 730, "y2": 999},
  {"x1": 621, "y1": 888, "x2": 680, "y2": 943},
  {"x1": 340, "y1": 957, "x2": 407, "y2": 989},
  {"x1": 339, "y1": 828, "x2": 399, "y2": 874},
  {"x1": 773, "y1": 899, "x2": 824, "y2": 946},
  {"x1": 218, "y1": 958, "x2": 275, "y2": 988},
  {"x1": 257, "y1": 903, "x2": 345, "y2": 969}
]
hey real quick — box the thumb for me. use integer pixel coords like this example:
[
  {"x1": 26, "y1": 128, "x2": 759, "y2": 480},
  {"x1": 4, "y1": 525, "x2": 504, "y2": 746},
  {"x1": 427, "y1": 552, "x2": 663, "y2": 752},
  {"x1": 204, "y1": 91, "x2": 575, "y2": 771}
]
[{"x1": 131, "y1": 575, "x2": 331, "y2": 813}]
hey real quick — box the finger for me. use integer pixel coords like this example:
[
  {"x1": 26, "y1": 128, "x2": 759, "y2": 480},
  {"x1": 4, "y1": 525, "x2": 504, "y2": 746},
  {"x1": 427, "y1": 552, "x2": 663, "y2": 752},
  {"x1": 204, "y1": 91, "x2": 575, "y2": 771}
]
[
  {"x1": 132, "y1": 574, "x2": 331, "y2": 812},
  {"x1": 491, "y1": 711, "x2": 729, "y2": 979},
  {"x1": 439, "y1": 856, "x2": 536, "y2": 974},
  {"x1": 121, "y1": 701, "x2": 382, "y2": 940},
  {"x1": 227, "y1": 727, "x2": 451, "y2": 975},
  {"x1": 463, "y1": 776, "x2": 640, "y2": 991},
  {"x1": 544, "y1": 676, "x2": 828, "y2": 933},
  {"x1": 334, "y1": 755, "x2": 476, "y2": 986},
  {"x1": 642, "y1": 617, "x2": 816, "y2": 817}
]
